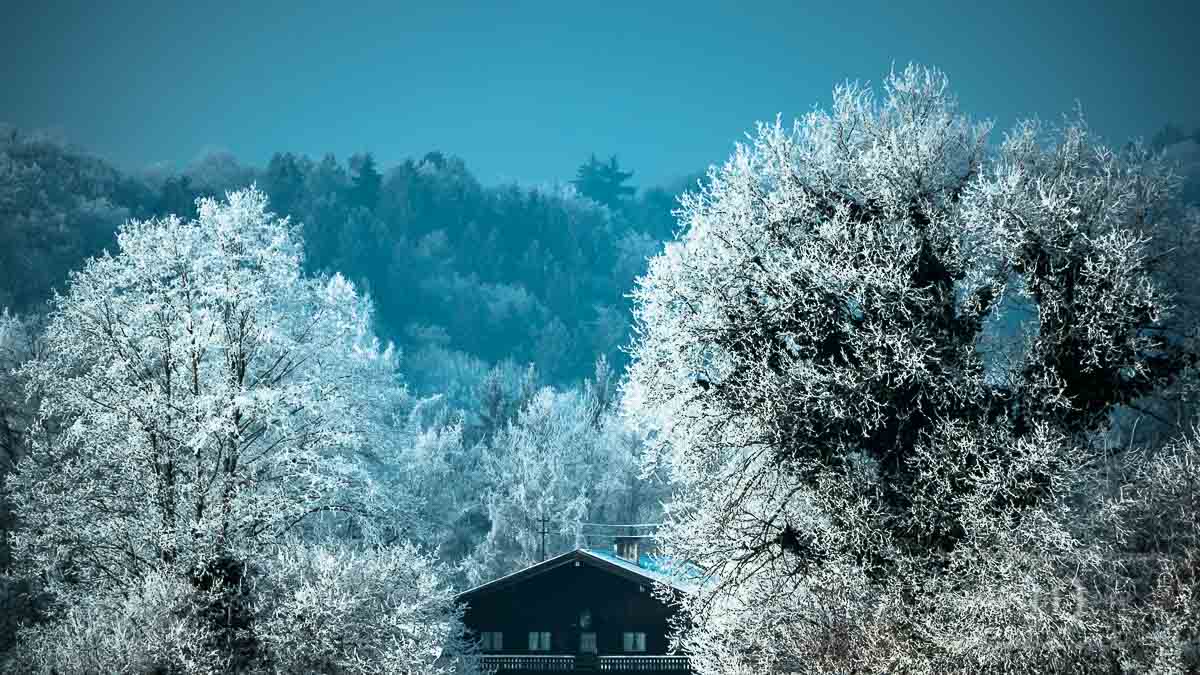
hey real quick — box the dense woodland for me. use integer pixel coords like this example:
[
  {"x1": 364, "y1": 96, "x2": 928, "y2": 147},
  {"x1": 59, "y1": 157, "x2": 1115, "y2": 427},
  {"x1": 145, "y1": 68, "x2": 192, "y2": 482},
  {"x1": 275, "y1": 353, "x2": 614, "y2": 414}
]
[
  {"x1": 1, "y1": 65, "x2": 1199, "y2": 673},
  {"x1": 0, "y1": 124, "x2": 683, "y2": 671},
  {"x1": 0, "y1": 125, "x2": 691, "y2": 389}
]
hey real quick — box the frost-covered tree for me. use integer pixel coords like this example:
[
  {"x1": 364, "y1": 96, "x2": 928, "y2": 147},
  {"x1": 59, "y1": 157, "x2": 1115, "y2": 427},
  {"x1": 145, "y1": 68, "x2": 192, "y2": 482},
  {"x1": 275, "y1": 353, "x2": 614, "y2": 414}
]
[
  {"x1": 463, "y1": 386, "x2": 592, "y2": 585},
  {"x1": 3, "y1": 187, "x2": 471, "y2": 672},
  {"x1": 9, "y1": 570, "x2": 236, "y2": 674},
  {"x1": 0, "y1": 309, "x2": 39, "y2": 482},
  {"x1": 7, "y1": 538, "x2": 479, "y2": 675},
  {"x1": 464, "y1": 358, "x2": 663, "y2": 585},
  {"x1": 365, "y1": 392, "x2": 474, "y2": 554},
  {"x1": 1108, "y1": 129, "x2": 1200, "y2": 451},
  {"x1": 184, "y1": 150, "x2": 255, "y2": 197},
  {"x1": 1093, "y1": 429, "x2": 1200, "y2": 672},
  {"x1": 0, "y1": 129, "x2": 140, "y2": 312},
  {"x1": 250, "y1": 539, "x2": 478, "y2": 675},
  {"x1": 623, "y1": 65, "x2": 1195, "y2": 672},
  {"x1": 0, "y1": 309, "x2": 46, "y2": 657},
  {"x1": 9, "y1": 186, "x2": 391, "y2": 585}
]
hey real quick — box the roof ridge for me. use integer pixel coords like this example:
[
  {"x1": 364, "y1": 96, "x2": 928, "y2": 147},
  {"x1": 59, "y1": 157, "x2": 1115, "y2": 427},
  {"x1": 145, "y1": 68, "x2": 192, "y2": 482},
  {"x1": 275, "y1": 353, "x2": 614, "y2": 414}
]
[{"x1": 455, "y1": 547, "x2": 696, "y2": 601}]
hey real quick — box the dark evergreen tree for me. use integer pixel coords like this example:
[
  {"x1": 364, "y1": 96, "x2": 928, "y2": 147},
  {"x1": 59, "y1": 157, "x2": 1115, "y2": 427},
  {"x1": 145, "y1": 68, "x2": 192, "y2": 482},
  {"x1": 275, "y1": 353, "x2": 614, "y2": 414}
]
[
  {"x1": 262, "y1": 152, "x2": 309, "y2": 217},
  {"x1": 571, "y1": 154, "x2": 636, "y2": 211},
  {"x1": 349, "y1": 152, "x2": 382, "y2": 212}
]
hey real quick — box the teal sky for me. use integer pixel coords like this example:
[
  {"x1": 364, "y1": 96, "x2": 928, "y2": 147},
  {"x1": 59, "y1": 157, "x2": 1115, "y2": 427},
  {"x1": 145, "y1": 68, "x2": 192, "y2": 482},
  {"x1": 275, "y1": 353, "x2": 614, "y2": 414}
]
[{"x1": 2, "y1": 0, "x2": 1197, "y2": 187}]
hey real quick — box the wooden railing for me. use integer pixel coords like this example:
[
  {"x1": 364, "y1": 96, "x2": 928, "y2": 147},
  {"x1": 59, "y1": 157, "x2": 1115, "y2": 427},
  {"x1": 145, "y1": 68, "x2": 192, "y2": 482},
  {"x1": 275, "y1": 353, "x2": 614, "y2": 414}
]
[
  {"x1": 481, "y1": 654, "x2": 575, "y2": 671},
  {"x1": 598, "y1": 655, "x2": 691, "y2": 671}
]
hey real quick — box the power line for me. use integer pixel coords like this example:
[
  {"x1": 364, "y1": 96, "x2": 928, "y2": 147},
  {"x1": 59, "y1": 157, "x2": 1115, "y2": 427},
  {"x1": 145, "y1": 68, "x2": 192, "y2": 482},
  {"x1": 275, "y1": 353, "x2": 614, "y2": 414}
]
[{"x1": 577, "y1": 522, "x2": 662, "y2": 528}]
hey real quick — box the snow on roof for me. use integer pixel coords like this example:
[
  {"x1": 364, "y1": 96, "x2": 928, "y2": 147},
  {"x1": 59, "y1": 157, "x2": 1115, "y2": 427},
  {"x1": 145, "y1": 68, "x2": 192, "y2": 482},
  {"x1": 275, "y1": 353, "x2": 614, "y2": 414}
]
[
  {"x1": 455, "y1": 547, "x2": 701, "y2": 601},
  {"x1": 579, "y1": 548, "x2": 701, "y2": 594}
]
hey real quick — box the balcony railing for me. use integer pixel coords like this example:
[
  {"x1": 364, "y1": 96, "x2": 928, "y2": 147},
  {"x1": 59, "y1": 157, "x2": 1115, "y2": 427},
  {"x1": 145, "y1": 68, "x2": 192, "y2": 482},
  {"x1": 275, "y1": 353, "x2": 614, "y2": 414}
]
[
  {"x1": 481, "y1": 655, "x2": 575, "y2": 671},
  {"x1": 479, "y1": 654, "x2": 691, "y2": 673},
  {"x1": 598, "y1": 655, "x2": 691, "y2": 671}
]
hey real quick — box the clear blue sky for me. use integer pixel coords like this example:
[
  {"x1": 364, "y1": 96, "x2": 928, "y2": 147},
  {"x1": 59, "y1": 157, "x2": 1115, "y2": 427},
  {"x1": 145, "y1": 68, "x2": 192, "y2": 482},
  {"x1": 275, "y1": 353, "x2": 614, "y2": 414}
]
[{"x1": 2, "y1": 0, "x2": 1197, "y2": 187}]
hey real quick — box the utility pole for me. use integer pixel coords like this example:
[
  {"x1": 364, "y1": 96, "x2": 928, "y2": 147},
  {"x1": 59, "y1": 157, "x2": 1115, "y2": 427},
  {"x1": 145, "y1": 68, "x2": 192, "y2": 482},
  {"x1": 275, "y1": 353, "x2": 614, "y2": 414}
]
[{"x1": 537, "y1": 514, "x2": 550, "y2": 562}]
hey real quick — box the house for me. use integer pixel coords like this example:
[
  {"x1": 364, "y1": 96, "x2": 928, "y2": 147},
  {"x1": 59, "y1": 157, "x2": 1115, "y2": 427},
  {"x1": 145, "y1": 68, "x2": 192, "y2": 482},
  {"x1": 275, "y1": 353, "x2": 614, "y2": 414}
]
[{"x1": 456, "y1": 538, "x2": 694, "y2": 674}]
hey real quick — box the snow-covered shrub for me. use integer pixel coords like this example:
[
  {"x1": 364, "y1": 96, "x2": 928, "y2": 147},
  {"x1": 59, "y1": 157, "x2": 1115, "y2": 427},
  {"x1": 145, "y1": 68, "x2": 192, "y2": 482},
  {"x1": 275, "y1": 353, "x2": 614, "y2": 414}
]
[
  {"x1": 251, "y1": 539, "x2": 478, "y2": 675},
  {"x1": 8, "y1": 571, "x2": 230, "y2": 674}
]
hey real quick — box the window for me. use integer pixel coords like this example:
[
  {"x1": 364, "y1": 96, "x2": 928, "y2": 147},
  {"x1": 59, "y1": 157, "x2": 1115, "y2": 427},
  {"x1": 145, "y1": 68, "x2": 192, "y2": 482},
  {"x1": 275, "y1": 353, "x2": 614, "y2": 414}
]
[
  {"x1": 528, "y1": 631, "x2": 552, "y2": 651},
  {"x1": 580, "y1": 632, "x2": 597, "y2": 654},
  {"x1": 622, "y1": 631, "x2": 646, "y2": 653},
  {"x1": 480, "y1": 631, "x2": 503, "y2": 651}
]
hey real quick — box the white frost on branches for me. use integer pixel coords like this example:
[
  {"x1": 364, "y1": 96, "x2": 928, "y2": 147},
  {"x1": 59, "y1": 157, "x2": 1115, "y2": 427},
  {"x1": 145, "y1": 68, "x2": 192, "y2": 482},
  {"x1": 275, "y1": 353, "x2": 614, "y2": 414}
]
[
  {"x1": 624, "y1": 65, "x2": 1195, "y2": 673},
  {"x1": 251, "y1": 538, "x2": 476, "y2": 675},
  {"x1": 10, "y1": 187, "x2": 392, "y2": 584},
  {"x1": 4, "y1": 187, "x2": 473, "y2": 674},
  {"x1": 464, "y1": 358, "x2": 661, "y2": 585}
]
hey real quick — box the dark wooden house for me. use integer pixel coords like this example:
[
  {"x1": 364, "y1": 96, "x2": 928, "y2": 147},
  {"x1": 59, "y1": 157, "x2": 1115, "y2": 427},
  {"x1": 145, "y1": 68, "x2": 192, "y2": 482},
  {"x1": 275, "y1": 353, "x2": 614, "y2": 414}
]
[{"x1": 456, "y1": 542, "x2": 693, "y2": 674}]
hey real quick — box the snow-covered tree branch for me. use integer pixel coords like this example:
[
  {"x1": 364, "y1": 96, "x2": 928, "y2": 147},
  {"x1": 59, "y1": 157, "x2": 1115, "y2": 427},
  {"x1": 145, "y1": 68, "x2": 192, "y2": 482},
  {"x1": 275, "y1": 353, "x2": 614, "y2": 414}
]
[
  {"x1": 3, "y1": 187, "x2": 473, "y2": 673},
  {"x1": 623, "y1": 65, "x2": 1198, "y2": 673},
  {"x1": 9, "y1": 187, "x2": 390, "y2": 585}
]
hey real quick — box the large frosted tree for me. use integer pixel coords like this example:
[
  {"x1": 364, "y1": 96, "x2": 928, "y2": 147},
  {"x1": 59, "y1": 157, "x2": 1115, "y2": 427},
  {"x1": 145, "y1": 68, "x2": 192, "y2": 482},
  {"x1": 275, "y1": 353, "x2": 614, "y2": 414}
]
[
  {"x1": 5, "y1": 187, "x2": 474, "y2": 673},
  {"x1": 623, "y1": 66, "x2": 1197, "y2": 672},
  {"x1": 10, "y1": 186, "x2": 391, "y2": 585}
]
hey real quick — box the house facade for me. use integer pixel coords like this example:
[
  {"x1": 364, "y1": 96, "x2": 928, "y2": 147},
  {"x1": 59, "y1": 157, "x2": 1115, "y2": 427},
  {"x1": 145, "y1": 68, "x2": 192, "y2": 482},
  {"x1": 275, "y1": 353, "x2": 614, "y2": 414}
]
[{"x1": 456, "y1": 544, "x2": 693, "y2": 674}]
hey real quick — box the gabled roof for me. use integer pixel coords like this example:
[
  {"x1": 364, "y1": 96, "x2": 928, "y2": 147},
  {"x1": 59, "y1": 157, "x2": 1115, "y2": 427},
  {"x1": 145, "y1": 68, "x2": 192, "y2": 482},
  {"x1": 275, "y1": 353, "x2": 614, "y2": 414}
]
[{"x1": 456, "y1": 547, "x2": 697, "y2": 602}]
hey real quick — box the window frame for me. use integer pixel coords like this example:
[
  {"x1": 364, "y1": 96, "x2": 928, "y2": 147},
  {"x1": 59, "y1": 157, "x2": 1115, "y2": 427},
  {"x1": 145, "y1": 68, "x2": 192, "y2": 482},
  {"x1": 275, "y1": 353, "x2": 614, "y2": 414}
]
[
  {"x1": 480, "y1": 631, "x2": 503, "y2": 651},
  {"x1": 528, "y1": 631, "x2": 552, "y2": 652},
  {"x1": 622, "y1": 631, "x2": 647, "y2": 653}
]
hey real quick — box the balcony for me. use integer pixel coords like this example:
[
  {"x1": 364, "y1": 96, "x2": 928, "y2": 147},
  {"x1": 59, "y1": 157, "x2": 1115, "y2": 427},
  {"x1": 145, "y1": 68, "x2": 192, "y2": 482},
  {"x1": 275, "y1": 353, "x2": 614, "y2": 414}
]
[
  {"x1": 598, "y1": 655, "x2": 691, "y2": 671},
  {"x1": 479, "y1": 654, "x2": 691, "y2": 673},
  {"x1": 481, "y1": 655, "x2": 575, "y2": 672}
]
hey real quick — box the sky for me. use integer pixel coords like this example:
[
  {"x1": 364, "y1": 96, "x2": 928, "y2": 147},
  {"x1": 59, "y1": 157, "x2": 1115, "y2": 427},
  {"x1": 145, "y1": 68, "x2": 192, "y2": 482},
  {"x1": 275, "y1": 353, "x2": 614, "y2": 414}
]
[{"x1": 2, "y1": 0, "x2": 1197, "y2": 188}]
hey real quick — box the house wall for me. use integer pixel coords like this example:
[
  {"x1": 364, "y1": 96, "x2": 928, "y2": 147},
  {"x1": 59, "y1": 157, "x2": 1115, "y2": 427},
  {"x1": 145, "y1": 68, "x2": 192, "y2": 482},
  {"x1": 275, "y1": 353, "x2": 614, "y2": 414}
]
[{"x1": 460, "y1": 560, "x2": 678, "y2": 656}]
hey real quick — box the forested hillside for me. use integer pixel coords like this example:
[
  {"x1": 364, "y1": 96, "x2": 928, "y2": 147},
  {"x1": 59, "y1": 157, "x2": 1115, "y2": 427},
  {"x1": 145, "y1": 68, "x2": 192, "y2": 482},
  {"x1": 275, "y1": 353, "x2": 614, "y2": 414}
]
[
  {"x1": 0, "y1": 127, "x2": 692, "y2": 389},
  {"x1": 1, "y1": 88, "x2": 1198, "y2": 672}
]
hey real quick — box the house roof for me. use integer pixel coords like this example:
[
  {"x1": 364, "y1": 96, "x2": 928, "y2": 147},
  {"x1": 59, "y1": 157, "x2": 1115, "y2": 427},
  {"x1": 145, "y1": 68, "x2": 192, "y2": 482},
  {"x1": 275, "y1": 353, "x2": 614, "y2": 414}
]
[{"x1": 455, "y1": 547, "x2": 698, "y2": 602}]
